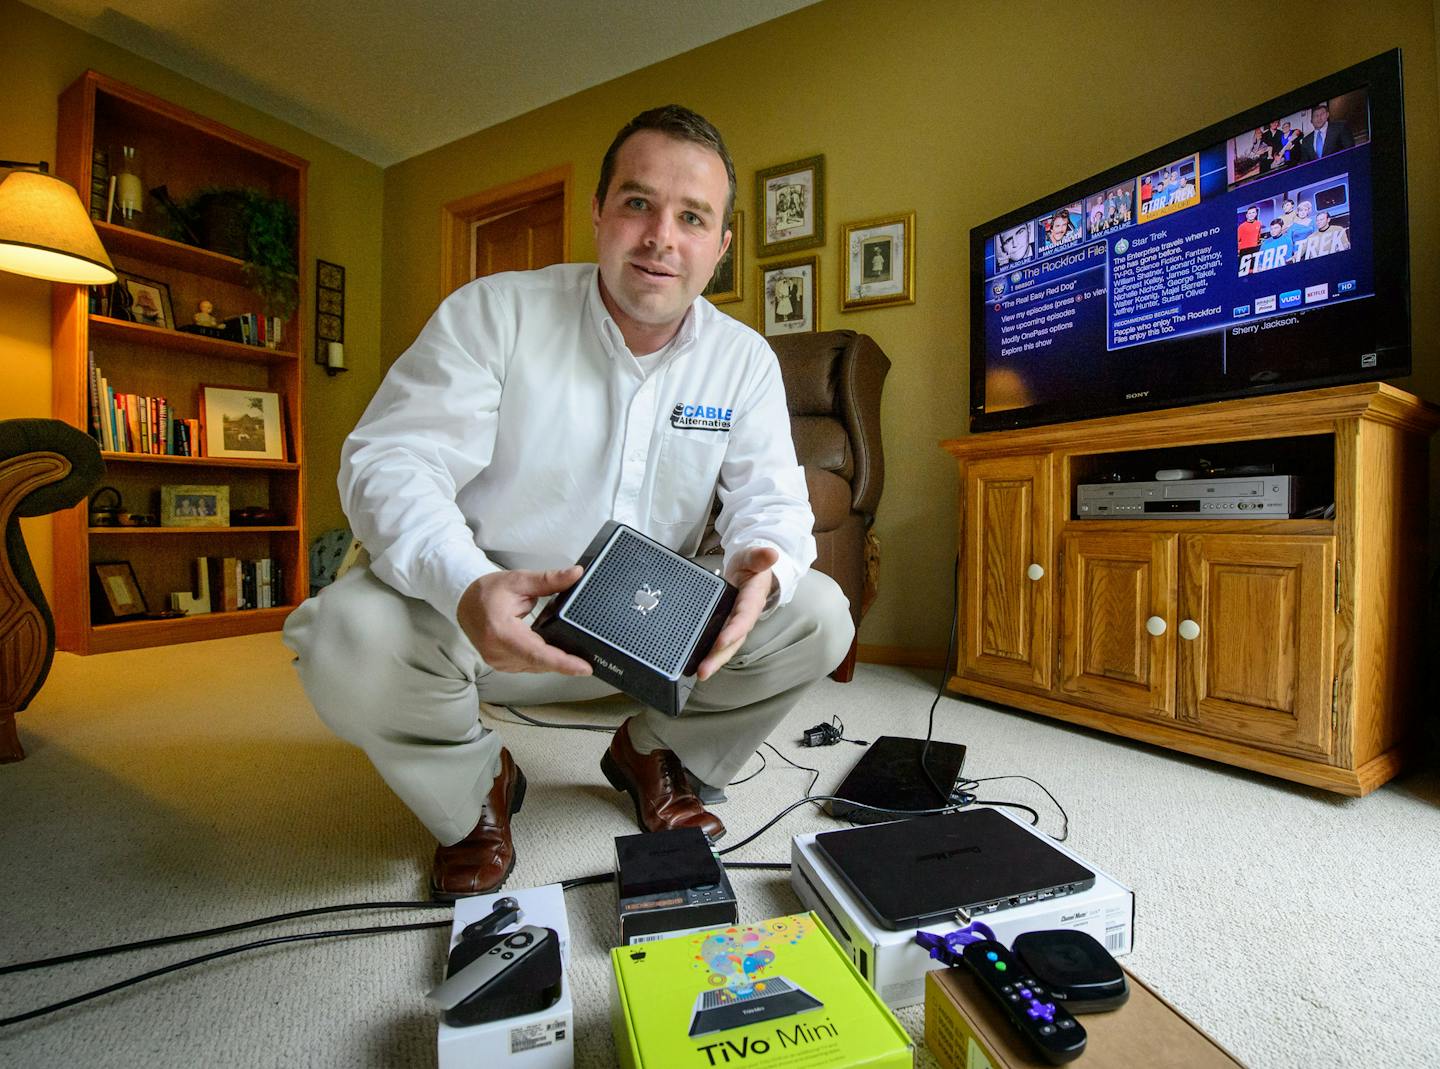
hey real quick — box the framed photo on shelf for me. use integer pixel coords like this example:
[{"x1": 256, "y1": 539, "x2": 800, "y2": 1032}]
[
  {"x1": 756, "y1": 155, "x2": 825, "y2": 257},
  {"x1": 841, "y1": 212, "x2": 916, "y2": 310},
  {"x1": 115, "y1": 271, "x2": 174, "y2": 330},
  {"x1": 702, "y1": 211, "x2": 743, "y2": 304},
  {"x1": 160, "y1": 484, "x2": 230, "y2": 527},
  {"x1": 90, "y1": 561, "x2": 148, "y2": 623},
  {"x1": 199, "y1": 385, "x2": 286, "y2": 461},
  {"x1": 759, "y1": 256, "x2": 819, "y2": 337}
]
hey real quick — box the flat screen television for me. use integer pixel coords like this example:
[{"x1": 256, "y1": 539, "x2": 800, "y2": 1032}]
[{"x1": 969, "y1": 50, "x2": 1408, "y2": 432}]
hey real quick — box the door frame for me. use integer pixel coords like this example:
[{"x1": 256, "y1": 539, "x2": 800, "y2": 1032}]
[{"x1": 440, "y1": 163, "x2": 572, "y2": 297}]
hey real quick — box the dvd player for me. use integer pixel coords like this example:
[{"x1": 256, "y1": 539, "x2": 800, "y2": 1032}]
[{"x1": 1077, "y1": 474, "x2": 1295, "y2": 519}]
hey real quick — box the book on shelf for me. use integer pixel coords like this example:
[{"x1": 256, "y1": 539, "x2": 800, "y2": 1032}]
[
  {"x1": 86, "y1": 350, "x2": 102, "y2": 441},
  {"x1": 88, "y1": 283, "x2": 113, "y2": 317},
  {"x1": 89, "y1": 148, "x2": 108, "y2": 219},
  {"x1": 87, "y1": 362, "x2": 197, "y2": 456},
  {"x1": 201, "y1": 556, "x2": 282, "y2": 613},
  {"x1": 218, "y1": 313, "x2": 286, "y2": 350}
]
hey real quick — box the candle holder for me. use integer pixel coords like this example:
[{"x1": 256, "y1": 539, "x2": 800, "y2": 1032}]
[{"x1": 315, "y1": 259, "x2": 347, "y2": 376}]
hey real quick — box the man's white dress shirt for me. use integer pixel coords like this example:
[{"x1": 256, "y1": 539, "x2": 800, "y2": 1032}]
[{"x1": 339, "y1": 264, "x2": 816, "y2": 623}]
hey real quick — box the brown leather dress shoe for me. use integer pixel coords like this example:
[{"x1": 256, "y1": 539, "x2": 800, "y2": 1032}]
[
  {"x1": 600, "y1": 719, "x2": 725, "y2": 841},
  {"x1": 431, "y1": 748, "x2": 526, "y2": 900}
]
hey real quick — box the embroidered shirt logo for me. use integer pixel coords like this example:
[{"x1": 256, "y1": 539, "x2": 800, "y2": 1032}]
[
  {"x1": 669, "y1": 403, "x2": 733, "y2": 432},
  {"x1": 633, "y1": 585, "x2": 662, "y2": 615}
]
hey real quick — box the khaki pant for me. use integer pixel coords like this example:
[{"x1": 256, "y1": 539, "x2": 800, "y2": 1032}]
[{"x1": 282, "y1": 563, "x2": 853, "y2": 844}]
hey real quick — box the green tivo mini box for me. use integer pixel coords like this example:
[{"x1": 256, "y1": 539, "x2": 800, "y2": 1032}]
[{"x1": 611, "y1": 912, "x2": 912, "y2": 1069}]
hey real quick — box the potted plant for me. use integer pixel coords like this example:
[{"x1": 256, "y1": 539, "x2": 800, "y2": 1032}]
[{"x1": 160, "y1": 188, "x2": 299, "y2": 317}]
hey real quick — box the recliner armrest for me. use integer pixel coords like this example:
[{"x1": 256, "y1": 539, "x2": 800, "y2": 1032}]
[{"x1": 837, "y1": 335, "x2": 890, "y2": 519}]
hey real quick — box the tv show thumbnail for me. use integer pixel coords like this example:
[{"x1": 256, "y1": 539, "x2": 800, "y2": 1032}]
[
  {"x1": 1226, "y1": 87, "x2": 1370, "y2": 189},
  {"x1": 995, "y1": 220, "x2": 1036, "y2": 270},
  {"x1": 1237, "y1": 173, "x2": 1354, "y2": 277},
  {"x1": 1085, "y1": 180, "x2": 1135, "y2": 237},
  {"x1": 1040, "y1": 202, "x2": 1084, "y2": 253},
  {"x1": 1138, "y1": 154, "x2": 1199, "y2": 222}
]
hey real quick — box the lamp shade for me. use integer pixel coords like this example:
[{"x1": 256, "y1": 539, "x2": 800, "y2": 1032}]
[{"x1": 0, "y1": 169, "x2": 117, "y2": 285}]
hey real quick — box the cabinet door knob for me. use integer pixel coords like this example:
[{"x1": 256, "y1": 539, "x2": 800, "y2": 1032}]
[
  {"x1": 1145, "y1": 615, "x2": 1167, "y2": 637},
  {"x1": 1178, "y1": 619, "x2": 1201, "y2": 641},
  {"x1": 1026, "y1": 563, "x2": 1045, "y2": 581}
]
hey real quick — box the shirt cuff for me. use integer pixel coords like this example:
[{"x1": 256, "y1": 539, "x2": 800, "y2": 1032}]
[{"x1": 414, "y1": 544, "x2": 504, "y2": 623}]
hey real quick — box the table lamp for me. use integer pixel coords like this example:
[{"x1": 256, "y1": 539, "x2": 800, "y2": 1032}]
[{"x1": 0, "y1": 160, "x2": 117, "y2": 284}]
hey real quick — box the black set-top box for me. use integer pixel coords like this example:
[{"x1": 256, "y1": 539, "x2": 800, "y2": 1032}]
[
  {"x1": 614, "y1": 827, "x2": 738, "y2": 945},
  {"x1": 534, "y1": 522, "x2": 736, "y2": 716}
]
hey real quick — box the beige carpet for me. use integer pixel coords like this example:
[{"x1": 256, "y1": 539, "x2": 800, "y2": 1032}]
[{"x1": 1, "y1": 632, "x2": 1438, "y2": 1068}]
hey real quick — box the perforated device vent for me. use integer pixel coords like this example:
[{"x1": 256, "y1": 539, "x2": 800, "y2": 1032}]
[{"x1": 561, "y1": 528, "x2": 724, "y2": 675}]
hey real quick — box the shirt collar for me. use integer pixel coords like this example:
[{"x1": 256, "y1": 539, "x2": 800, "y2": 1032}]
[{"x1": 585, "y1": 265, "x2": 702, "y2": 361}]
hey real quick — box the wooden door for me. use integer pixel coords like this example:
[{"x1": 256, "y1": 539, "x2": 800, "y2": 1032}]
[
  {"x1": 1177, "y1": 534, "x2": 1335, "y2": 758},
  {"x1": 958, "y1": 454, "x2": 1053, "y2": 691},
  {"x1": 441, "y1": 165, "x2": 571, "y2": 298},
  {"x1": 471, "y1": 193, "x2": 564, "y2": 278},
  {"x1": 1060, "y1": 530, "x2": 1177, "y2": 721}
]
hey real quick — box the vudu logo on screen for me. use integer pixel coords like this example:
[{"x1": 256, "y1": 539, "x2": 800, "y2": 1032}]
[{"x1": 1279, "y1": 290, "x2": 1303, "y2": 309}]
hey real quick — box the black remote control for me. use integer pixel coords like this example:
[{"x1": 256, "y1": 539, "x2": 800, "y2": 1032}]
[{"x1": 961, "y1": 939, "x2": 1086, "y2": 1064}]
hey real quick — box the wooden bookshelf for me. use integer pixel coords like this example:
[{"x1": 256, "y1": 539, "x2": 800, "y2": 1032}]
[{"x1": 51, "y1": 70, "x2": 309, "y2": 654}]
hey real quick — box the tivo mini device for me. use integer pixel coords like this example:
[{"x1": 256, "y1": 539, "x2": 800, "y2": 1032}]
[
  {"x1": 825, "y1": 735, "x2": 968, "y2": 823},
  {"x1": 615, "y1": 827, "x2": 738, "y2": 945},
  {"x1": 811, "y1": 809, "x2": 1096, "y2": 930},
  {"x1": 1077, "y1": 474, "x2": 1296, "y2": 518},
  {"x1": 687, "y1": 976, "x2": 824, "y2": 1037},
  {"x1": 534, "y1": 522, "x2": 736, "y2": 716}
]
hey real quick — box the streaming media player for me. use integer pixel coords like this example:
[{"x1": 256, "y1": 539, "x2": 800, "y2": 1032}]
[{"x1": 534, "y1": 522, "x2": 736, "y2": 716}]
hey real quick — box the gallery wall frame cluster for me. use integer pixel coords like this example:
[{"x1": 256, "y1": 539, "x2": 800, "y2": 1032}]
[{"x1": 706, "y1": 153, "x2": 916, "y2": 336}]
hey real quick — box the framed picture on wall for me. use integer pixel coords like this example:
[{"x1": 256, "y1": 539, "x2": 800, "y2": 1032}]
[
  {"x1": 841, "y1": 212, "x2": 916, "y2": 310},
  {"x1": 759, "y1": 256, "x2": 818, "y2": 337},
  {"x1": 756, "y1": 155, "x2": 825, "y2": 257},
  {"x1": 702, "y1": 210, "x2": 744, "y2": 304}
]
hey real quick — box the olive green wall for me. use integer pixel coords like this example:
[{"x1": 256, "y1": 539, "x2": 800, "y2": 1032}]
[
  {"x1": 0, "y1": 0, "x2": 384, "y2": 596},
  {"x1": 382, "y1": 0, "x2": 1440, "y2": 657},
  {"x1": 4, "y1": 0, "x2": 1437, "y2": 653}
]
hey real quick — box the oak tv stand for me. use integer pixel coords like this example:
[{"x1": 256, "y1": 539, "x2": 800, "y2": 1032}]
[{"x1": 941, "y1": 383, "x2": 1438, "y2": 796}]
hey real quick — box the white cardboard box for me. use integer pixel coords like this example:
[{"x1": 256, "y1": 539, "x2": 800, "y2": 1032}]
[
  {"x1": 436, "y1": 883, "x2": 574, "y2": 1069},
  {"x1": 790, "y1": 807, "x2": 1134, "y2": 1010}
]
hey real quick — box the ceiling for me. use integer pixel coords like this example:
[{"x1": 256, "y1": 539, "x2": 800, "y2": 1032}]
[{"x1": 25, "y1": 0, "x2": 823, "y2": 167}]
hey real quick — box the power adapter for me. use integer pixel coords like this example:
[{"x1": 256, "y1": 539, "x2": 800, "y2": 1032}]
[{"x1": 800, "y1": 718, "x2": 866, "y2": 747}]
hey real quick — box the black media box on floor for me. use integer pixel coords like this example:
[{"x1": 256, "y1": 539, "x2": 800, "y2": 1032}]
[
  {"x1": 438, "y1": 927, "x2": 563, "y2": 1028},
  {"x1": 615, "y1": 827, "x2": 738, "y2": 945},
  {"x1": 533, "y1": 522, "x2": 737, "y2": 717}
]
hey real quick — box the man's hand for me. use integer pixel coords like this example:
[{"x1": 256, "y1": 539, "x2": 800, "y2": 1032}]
[
  {"x1": 457, "y1": 567, "x2": 593, "y2": 675},
  {"x1": 697, "y1": 546, "x2": 779, "y2": 682}
]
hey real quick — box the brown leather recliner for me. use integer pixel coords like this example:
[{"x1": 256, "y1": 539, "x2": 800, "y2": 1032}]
[{"x1": 768, "y1": 330, "x2": 890, "y2": 681}]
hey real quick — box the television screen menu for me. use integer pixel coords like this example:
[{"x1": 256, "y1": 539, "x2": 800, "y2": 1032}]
[{"x1": 980, "y1": 87, "x2": 1375, "y2": 415}]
